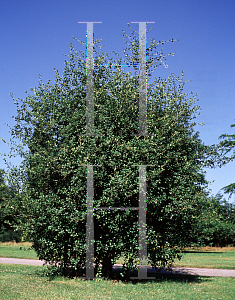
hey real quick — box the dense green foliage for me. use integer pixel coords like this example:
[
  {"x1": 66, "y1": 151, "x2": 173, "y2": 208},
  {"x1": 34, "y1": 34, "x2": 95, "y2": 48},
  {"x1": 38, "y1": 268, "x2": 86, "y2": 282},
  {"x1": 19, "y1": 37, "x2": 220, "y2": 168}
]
[
  {"x1": 193, "y1": 194, "x2": 235, "y2": 247},
  {"x1": 0, "y1": 169, "x2": 21, "y2": 242},
  {"x1": 6, "y1": 27, "x2": 213, "y2": 277}
]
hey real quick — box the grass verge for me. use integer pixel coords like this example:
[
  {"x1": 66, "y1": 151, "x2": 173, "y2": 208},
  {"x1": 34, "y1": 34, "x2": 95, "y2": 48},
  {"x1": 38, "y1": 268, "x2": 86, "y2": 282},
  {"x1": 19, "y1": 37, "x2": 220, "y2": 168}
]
[
  {"x1": 0, "y1": 242, "x2": 37, "y2": 260},
  {"x1": 172, "y1": 247, "x2": 235, "y2": 269},
  {"x1": 1, "y1": 264, "x2": 235, "y2": 300}
]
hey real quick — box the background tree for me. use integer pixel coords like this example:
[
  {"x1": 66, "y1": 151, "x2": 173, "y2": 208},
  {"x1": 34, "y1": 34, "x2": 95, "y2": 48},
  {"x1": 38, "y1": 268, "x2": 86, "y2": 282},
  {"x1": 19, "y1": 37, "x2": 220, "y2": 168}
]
[
  {"x1": 218, "y1": 123, "x2": 235, "y2": 199},
  {"x1": 6, "y1": 26, "x2": 211, "y2": 278},
  {"x1": 0, "y1": 169, "x2": 22, "y2": 242},
  {"x1": 192, "y1": 193, "x2": 235, "y2": 247}
]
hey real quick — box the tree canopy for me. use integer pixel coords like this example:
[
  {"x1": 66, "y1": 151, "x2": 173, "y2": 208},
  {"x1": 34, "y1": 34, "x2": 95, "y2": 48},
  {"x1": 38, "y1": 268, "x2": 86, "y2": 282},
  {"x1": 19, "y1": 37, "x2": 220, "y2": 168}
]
[{"x1": 6, "y1": 26, "x2": 211, "y2": 278}]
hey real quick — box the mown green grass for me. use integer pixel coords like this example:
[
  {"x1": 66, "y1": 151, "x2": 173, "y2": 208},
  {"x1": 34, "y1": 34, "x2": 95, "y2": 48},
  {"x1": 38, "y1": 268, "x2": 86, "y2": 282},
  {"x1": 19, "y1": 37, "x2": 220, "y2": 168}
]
[
  {"x1": 173, "y1": 251, "x2": 235, "y2": 269},
  {"x1": 0, "y1": 264, "x2": 235, "y2": 300},
  {"x1": 1, "y1": 244, "x2": 234, "y2": 299},
  {"x1": 0, "y1": 242, "x2": 38, "y2": 260}
]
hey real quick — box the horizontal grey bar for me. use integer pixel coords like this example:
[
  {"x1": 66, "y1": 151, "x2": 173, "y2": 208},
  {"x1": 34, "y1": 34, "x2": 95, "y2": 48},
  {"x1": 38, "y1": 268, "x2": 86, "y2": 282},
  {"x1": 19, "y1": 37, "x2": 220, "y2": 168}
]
[
  {"x1": 130, "y1": 21, "x2": 155, "y2": 23},
  {"x1": 94, "y1": 207, "x2": 139, "y2": 211},
  {"x1": 78, "y1": 21, "x2": 102, "y2": 23},
  {"x1": 94, "y1": 64, "x2": 140, "y2": 67}
]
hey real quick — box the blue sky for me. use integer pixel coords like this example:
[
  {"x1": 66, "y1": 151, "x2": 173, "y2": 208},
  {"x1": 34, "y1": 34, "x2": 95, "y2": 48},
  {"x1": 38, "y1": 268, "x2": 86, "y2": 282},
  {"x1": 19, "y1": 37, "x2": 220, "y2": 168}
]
[{"x1": 0, "y1": 0, "x2": 234, "y2": 202}]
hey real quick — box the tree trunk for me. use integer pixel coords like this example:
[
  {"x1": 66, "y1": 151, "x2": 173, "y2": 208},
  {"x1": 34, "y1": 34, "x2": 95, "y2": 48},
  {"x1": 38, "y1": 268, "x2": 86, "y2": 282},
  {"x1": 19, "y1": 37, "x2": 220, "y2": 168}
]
[{"x1": 102, "y1": 255, "x2": 112, "y2": 278}]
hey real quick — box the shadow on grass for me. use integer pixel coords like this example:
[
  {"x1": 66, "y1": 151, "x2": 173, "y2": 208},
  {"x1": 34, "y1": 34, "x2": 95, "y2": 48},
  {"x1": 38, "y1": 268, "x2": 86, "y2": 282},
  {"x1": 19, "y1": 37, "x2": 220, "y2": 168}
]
[
  {"x1": 41, "y1": 265, "x2": 207, "y2": 284},
  {"x1": 110, "y1": 267, "x2": 205, "y2": 284}
]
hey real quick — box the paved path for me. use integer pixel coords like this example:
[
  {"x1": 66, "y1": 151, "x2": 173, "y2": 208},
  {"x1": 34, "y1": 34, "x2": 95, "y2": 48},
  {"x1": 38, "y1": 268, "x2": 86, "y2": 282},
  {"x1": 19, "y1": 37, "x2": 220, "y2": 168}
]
[
  {"x1": 1, "y1": 257, "x2": 235, "y2": 277},
  {"x1": 0, "y1": 257, "x2": 45, "y2": 266}
]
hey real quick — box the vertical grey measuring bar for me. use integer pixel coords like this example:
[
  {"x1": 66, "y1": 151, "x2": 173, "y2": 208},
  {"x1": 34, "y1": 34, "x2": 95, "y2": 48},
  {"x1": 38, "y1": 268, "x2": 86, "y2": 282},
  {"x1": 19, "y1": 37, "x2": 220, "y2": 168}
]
[
  {"x1": 86, "y1": 164, "x2": 94, "y2": 279},
  {"x1": 130, "y1": 165, "x2": 155, "y2": 279},
  {"x1": 131, "y1": 22, "x2": 155, "y2": 136},
  {"x1": 78, "y1": 164, "x2": 101, "y2": 280},
  {"x1": 138, "y1": 165, "x2": 148, "y2": 278},
  {"x1": 78, "y1": 22, "x2": 102, "y2": 136}
]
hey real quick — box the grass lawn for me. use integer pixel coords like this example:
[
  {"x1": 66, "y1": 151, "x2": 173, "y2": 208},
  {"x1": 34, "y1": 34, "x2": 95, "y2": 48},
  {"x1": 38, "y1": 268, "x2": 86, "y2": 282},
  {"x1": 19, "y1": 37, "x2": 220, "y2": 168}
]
[
  {"x1": 0, "y1": 242, "x2": 38, "y2": 260},
  {"x1": 172, "y1": 247, "x2": 235, "y2": 270},
  {"x1": 0, "y1": 263, "x2": 235, "y2": 300}
]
